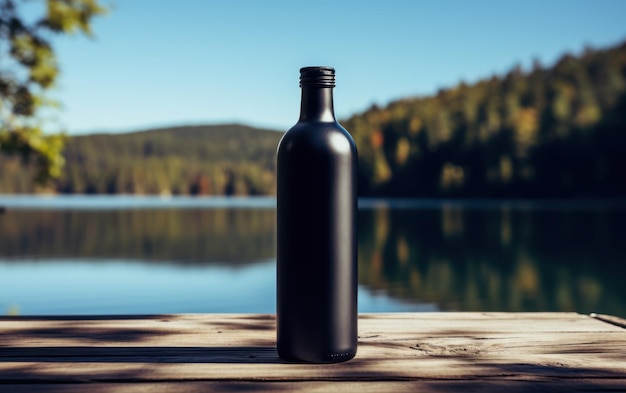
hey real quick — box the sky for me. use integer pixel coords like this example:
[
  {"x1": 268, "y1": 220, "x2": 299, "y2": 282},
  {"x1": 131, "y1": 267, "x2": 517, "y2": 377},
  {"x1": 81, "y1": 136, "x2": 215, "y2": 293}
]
[{"x1": 32, "y1": 0, "x2": 626, "y2": 135}]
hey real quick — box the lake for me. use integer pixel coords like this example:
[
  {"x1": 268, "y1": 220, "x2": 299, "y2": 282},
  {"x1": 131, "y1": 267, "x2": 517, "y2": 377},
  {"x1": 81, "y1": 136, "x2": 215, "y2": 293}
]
[{"x1": 0, "y1": 195, "x2": 625, "y2": 317}]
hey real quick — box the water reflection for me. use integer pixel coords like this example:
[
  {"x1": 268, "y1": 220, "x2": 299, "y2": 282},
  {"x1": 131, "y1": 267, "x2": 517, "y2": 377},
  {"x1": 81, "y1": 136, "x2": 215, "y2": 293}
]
[
  {"x1": 1, "y1": 204, "x2": 625, "y2": 316},
  {"x1": 358, "y1": 206, "x2": 626, "y2": 316},
  {"x1": 0, "y1": 209, "x2": 275, "y2": 264}
]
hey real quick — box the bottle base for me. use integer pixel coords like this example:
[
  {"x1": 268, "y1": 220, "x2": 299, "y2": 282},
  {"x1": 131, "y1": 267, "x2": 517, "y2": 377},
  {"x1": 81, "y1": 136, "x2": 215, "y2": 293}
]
[{"x1": 277, "y1": 349, "x2": 356, "y2": 364}]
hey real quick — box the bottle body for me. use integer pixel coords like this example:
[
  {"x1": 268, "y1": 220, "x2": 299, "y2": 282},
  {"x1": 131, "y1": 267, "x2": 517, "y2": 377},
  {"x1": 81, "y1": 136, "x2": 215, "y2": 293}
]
[{"x1": 276, "y1": 68, "x2": 357, "y2": 363}]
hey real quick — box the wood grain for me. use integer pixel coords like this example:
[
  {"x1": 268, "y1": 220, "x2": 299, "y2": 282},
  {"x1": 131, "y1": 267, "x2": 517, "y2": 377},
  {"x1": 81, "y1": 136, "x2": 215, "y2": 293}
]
[{"x1": 0, "y1": 313, "x2": 624, "y2": 392}]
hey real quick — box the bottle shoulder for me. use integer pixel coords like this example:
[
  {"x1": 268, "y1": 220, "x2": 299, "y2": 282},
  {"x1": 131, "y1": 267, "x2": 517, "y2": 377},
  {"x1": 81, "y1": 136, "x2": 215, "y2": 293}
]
[{"x1": 278, "y1": 121, "x2": 356, "y2": 157}]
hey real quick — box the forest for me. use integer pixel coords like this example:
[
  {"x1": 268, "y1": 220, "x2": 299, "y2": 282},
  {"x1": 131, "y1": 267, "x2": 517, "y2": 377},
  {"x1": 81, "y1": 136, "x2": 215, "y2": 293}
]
[
  {"x1": 345, "y1": 40, "x2": 626, "y2": 198},
  {"x1": 0, "y1": 124, "x2": 283, "y2": 195},
  {"x1": 1, "y1": 40, "x2": 625, "y2": 197}
]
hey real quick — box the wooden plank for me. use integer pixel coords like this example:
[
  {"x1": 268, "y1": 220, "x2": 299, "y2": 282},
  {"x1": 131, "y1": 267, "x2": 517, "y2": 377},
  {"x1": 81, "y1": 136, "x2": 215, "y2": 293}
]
[
  {"x1": 591, "y1": 313, "x2": 626, "y2": 329},
  {"x1": 0, "y1": 313, "x2": 624, "y2": 387},
  {"x1": 1, "y1": 380, "x2": 626, "y2": 393}
]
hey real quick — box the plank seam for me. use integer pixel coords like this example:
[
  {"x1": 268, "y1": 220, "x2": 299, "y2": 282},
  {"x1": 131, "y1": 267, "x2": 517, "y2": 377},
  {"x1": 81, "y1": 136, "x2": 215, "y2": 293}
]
[
  {"x1": 2, "y1": 376, "x2": 626, "y2": 384},
  {"x1": 590, "y1": 313, "x2": 626, "y2": 329}
]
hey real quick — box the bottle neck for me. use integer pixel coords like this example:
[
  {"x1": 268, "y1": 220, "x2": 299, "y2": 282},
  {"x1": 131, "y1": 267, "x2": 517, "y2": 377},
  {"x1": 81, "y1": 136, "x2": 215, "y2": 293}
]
[{"x1": 299, "y1": 87, "x2": 336, "y2": 122}]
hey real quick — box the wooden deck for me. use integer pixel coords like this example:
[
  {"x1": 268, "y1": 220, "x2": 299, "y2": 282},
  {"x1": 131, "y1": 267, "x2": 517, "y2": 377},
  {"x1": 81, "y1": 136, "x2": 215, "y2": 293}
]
[{"x1": 0, "y1": 312, "x2": 625, "y2": 392}]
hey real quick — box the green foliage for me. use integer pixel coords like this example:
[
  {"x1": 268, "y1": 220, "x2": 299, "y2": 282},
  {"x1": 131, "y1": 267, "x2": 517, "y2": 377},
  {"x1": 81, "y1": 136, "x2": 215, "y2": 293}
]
[
  {"x1": 0, "y1": 127, "x2": 66, "y2": 183},
  {"x1": 343, "y1": 40, "x2": 626, "y2": 197},
  {"x1": 0, "y1": 0, "x2": 106, "y2": 186},
  {"x1": 2, "y1": 40, "x2": 626, "y2": 197},
  {"x1": 54, "y1": 124, "x2": 283, "y2": 196}
]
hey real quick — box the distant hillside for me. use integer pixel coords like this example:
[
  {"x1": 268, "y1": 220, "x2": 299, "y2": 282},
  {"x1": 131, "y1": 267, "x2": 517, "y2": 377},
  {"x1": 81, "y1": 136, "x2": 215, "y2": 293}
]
[
  {"x1": 0, "y1": 124, "x2": 284, "y2": 195},
  {"x1": 2, "y1": 40, "x2": 626, "y2": 197},
  {"x1": 344, "y1": 40, "x2": 626, "y2": 197}
]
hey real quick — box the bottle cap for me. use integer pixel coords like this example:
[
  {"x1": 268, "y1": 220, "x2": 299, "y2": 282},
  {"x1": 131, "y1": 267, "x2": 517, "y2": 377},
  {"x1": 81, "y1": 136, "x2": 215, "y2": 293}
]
[{"x1": 300, "y1": 66, "x2": 335, "y2": 87}]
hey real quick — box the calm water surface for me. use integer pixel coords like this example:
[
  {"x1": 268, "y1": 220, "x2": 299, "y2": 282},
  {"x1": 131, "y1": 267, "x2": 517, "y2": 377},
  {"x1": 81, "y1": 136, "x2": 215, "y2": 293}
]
[{"x1": 0, "y1": 195, "x2": 625, "y2": 317}]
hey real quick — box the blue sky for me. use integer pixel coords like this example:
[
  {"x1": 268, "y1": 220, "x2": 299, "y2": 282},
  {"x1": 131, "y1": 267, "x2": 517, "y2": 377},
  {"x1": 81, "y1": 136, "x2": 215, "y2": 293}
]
[{"x1": 39, "y1": 0, "x2": 626, "y2": 135}]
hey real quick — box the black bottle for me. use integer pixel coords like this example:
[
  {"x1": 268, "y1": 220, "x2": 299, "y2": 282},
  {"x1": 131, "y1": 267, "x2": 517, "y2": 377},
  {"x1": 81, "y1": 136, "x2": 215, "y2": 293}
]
[{"x1": 276, "y1": 66, "x2": 358, "y2": 363}]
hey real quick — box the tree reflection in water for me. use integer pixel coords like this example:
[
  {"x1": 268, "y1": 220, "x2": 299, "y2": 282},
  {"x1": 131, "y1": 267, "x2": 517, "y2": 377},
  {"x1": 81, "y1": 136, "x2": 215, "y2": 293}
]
[
  {"x1": 358, "y1": 206, "x2": 626, "y2": 316},
  {"x1": 1, "y1": 205, "x2": 625, "y2": 316},
  {"x1": 0, "y1": 209, "x2": 275, "y2": 265}
]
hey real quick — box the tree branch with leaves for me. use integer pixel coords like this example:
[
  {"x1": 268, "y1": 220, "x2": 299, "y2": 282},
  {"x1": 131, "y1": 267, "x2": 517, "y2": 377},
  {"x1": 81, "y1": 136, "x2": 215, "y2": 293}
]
[{"x1": 0, "y1": 0, "x2": 106, "y2": 186}]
